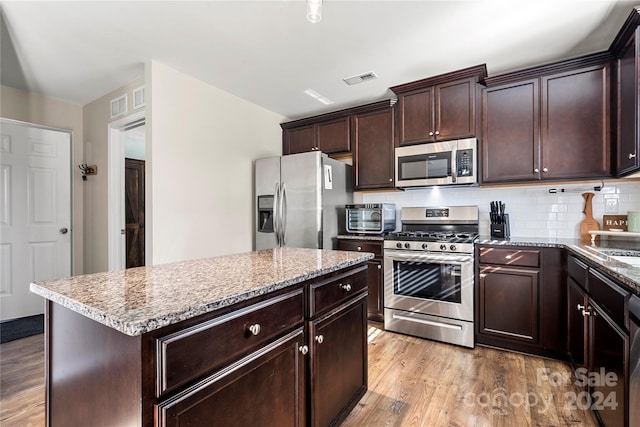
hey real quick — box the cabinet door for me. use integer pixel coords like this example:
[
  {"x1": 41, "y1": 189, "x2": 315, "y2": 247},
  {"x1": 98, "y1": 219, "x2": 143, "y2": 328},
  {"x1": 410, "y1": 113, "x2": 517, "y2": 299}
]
[
  {"x1": 590, "y1": 304, "x2": 628, "y2": 427},
  {"x1": 541, "y1": 247, "x2": 566, "y2": 354},
  {"x1": 435, "y1": 78, "x2": 476, "y2": 141},
  {"x1": 396, "y1": 88, "x2": 433, "y2": 145},
  {"x1": 352, "y1": 108, "x2": 395, "y2": 189},
  {"x1": 567, "y1": 278, "x2": 589, "y2": 367},
  {"x1": 317, "y1": 117, "x2": 350, "y2": 154},
  {"x1": 366, "y1": 260, "x2": 384, "y2": 323},
  {"x1": 309, "y1": 295, "x2": 367, "y2": 427},
  {"x1": 156, "y1": 329, "x2": 306, "y2": 427},
  {"x1": 478, "y1": 266, "x2": 540, "y2": 344},
  {"x1": 286, "y1": 126, "x2": 316, "y2": 154},
  {"x1": 616, "y1": 28, "x2": 640, "y2": 176},
  {"x1": 481, "y1": 79, "x2": 540, "y2": 183},
  {"x1": 541, "y1": 64, "x2": 611, "y2": 180}
]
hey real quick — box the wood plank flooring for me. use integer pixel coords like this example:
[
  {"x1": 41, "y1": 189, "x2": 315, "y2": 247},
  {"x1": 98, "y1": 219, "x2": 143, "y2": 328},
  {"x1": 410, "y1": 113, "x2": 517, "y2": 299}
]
[{"x1": 0, "y1": 325, "x2": 598, "y2": 427}]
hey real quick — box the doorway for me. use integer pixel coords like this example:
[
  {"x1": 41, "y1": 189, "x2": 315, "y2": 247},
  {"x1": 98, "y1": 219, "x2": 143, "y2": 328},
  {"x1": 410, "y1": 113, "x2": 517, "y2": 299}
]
[
  {"x1": 124, "y1": 123, "x2": 145, "y2": 268},
  {"x1": 0, "y1": 119, "x2": 72, "y2": 321}
]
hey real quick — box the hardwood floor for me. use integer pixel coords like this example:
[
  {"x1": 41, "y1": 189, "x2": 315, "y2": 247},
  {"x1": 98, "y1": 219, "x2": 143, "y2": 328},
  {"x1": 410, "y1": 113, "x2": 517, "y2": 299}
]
[
  {"x1": 0, "y1": 326, "x2": 597, "y2": 427},
  {"x1": 0, "y1": 334, "x2": 45, "y2": 427}
]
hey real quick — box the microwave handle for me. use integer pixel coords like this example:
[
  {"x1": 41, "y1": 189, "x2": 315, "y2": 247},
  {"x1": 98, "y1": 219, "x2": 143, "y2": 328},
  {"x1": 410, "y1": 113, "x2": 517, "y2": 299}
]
[{"x1": 451, "y1": 147, "x2": 457, "y2": 183}]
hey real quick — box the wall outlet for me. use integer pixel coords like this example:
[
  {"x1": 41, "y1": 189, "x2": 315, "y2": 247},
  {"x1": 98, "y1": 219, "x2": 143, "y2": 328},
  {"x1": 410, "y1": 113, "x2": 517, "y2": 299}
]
[{"x1": 605, "y1": 197, "x2": 619, "y2": 213}]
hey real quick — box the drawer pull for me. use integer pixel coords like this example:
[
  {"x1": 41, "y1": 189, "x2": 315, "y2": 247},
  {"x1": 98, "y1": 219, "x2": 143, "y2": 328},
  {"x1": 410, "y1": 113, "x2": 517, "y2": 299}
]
[
  {"x1": 582, "y1": 309, "x2": 592, "y2": 317},
  {"x1": 630, "y1": 153, "x2": 637, "y2": 159},
  {"x1": 505, "y1": 255, "x2": 512, "y2": 259},
  {"x1": 315, "y1": 335, "x2": 324, "y2": 344},
  {"x1": 340, "y1": 283, "x2": 352, "y2": 292},
  {"x1": 357, "y1": 246, "x2": 362, "y2": 251},
  {"x1": 577, "y1": 304, "x2": 585, "y2": 311},
  {"x1": 248, "y1": 324, "x2": 261, "y2": 336},
  {"x1": 299, "y1": 345, "x2": 309, "y2": 355}
]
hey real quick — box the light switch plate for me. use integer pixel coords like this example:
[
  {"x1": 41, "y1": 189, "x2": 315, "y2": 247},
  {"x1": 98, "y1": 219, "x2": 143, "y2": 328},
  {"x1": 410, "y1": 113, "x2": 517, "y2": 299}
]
[{"x1": 605, "y1": 197, "x2": 618, "y2": 213}]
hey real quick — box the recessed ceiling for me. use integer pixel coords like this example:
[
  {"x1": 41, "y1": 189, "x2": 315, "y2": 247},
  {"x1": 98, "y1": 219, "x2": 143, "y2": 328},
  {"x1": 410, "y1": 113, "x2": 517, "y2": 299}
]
[{"x1": 1, "y1": 1, "x2": 637, "y2": 120}]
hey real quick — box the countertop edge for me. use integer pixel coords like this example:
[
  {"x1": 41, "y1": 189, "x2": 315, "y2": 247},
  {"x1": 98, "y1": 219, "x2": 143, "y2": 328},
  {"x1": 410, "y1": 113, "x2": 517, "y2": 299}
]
[{"x1": 30, "y1": 252, "x2": 373, "y2": 337}]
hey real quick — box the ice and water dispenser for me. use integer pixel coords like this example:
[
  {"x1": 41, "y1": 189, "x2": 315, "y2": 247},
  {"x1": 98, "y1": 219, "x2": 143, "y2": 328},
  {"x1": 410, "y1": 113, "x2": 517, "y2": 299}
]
[{"x1": 257, "y1": 195, "x2": 274, "y2": 233}]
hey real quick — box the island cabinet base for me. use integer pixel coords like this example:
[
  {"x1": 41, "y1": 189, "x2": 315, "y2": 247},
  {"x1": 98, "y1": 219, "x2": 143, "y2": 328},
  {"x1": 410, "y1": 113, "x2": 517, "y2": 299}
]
[{"x1": 44, "y1": 263, "x2": 369, "y2": 427}]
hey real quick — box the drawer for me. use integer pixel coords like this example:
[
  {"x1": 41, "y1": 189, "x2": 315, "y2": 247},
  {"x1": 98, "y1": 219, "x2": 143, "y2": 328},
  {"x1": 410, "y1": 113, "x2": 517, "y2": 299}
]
[
  {"x1": 155, "y1": 288, "x2": 304, "y2": 396},
  {"x1": 567, "y1": 255, "x2": 588, "y2": 290},
  {"x1": 337, "y1": 239, "x2": 383, "y2": 258},
  {"x1": 309, "y1": 265, "x2": 368, "y2": 317},
  {"x1": 478, "y1": 247, "x2": 540, "y2": 268},
  {"x1": 588, "y1": 269, "x2": 629, "y2": 330}
]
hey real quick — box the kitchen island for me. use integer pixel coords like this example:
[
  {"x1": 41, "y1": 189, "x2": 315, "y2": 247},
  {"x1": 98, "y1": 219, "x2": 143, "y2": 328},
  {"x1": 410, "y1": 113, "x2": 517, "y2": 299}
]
[{"x1": 30, "y1": 247, "x2": 373, "y2": 427}]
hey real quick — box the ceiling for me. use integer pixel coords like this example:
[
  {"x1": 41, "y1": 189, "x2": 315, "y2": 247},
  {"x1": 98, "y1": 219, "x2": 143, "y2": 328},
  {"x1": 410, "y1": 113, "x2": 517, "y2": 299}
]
[{"x1": 1, "y1": 1, "x2": 638, "y2": 120}]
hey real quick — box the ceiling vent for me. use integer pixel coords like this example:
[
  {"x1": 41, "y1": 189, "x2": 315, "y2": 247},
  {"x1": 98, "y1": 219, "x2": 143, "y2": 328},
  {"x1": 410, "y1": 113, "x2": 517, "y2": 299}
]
[{"x1": 343, "y1": 71, "x2": 378, "y2": 86}]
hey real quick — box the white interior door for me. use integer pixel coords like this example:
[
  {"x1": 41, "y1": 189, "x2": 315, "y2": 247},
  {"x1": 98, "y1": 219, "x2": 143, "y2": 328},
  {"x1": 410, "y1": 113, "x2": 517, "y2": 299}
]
[{"x1": 0, "y1": 120, "x2": 71, "y2": 320}]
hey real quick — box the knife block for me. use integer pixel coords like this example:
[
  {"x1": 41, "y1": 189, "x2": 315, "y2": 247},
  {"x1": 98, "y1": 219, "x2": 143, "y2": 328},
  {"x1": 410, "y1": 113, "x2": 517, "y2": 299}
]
[{"x1": 491, "y1": 214, "x2": 510, "y2": 239}]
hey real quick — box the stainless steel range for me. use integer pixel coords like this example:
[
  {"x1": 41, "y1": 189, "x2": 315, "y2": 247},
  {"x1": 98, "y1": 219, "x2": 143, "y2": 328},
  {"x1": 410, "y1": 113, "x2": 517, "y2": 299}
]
[{"x1": 384, "y1": 206, "x2": 478, "y2": 348}]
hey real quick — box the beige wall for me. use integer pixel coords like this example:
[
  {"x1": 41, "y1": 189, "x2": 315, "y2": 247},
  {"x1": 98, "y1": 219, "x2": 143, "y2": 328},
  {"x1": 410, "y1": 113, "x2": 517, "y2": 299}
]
[
  {"x1": 82, "y1": 76, "x2": 145, "y2": 273},
  {"x1": 147, "y1": 61, "x2": 283, "y2": 265},
  {"x1": 0, "y1": 85, "x2": 84, "y2": 275}
]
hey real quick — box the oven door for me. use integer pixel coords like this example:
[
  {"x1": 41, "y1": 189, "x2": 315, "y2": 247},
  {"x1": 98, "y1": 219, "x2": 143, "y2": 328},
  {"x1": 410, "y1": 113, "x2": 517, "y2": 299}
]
[{"x1": 384, "y1": 250, "x2": 474, "y2": 321}]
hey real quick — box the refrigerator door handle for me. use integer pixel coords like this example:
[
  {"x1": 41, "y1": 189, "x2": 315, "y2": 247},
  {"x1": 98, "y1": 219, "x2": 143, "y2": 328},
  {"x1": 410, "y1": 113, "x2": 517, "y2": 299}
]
[
  {"x1": 273, "y1": 182, "x2": 281, "y2": 246},
  {"x1": 281, "y1": 183, "x2": 288, "y2": 246}
]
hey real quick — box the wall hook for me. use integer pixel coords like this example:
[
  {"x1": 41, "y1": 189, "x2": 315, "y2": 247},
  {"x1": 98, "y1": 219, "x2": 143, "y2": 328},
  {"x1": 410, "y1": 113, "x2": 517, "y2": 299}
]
[{"x1": 78, "y1": 164, "x2": 97, "y2": 181}]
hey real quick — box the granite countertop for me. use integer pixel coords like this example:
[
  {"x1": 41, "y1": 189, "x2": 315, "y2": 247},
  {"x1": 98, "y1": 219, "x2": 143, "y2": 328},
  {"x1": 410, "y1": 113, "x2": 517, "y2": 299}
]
[
  {"x1": 337, "y1": 234, "x2": 385, "y2": 241},
  {"x1": 30, "y1": 248, "x2": 374, "y2": 337},
  {"x1": 477, "y1": 236, "x2": 640, "y2": 295}
]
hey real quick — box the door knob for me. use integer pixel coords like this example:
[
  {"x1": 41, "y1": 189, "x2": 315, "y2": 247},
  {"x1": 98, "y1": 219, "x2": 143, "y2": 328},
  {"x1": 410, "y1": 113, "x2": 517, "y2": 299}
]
[{"x1": 59, "y1": 227, "x2": 68, "y2": 234}]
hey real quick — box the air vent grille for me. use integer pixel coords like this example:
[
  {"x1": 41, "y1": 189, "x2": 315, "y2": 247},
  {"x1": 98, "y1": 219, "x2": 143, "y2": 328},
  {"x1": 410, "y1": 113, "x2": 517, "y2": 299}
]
[{"x1": 343, "y1": 71, "x2": 378, "y2": 85}]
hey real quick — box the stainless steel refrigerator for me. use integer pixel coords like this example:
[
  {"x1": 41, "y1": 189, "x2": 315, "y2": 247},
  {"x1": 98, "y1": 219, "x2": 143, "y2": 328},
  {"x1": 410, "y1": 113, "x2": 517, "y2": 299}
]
[{"x1": 255, "y1": 151, "x2": 352, "y2": 250}]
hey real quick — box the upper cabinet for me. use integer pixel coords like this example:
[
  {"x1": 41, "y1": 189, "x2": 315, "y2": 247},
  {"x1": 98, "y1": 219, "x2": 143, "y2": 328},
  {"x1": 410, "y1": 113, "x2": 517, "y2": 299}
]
[
  {"x1": 351, "y1": 101, "x2": 396, "y2": 190},
  {"x1": 282, "y1": 115, "x2": 350, "y2": 155},
  {"x1": 391, "y1": 65, "x2": 487, "y2": 146},
  {"x1": 611, "y1": 7, "x2": 640, "y2": 177},
  {"x1": 482, "y1": 54, "x2": 612, "y2": 184}
]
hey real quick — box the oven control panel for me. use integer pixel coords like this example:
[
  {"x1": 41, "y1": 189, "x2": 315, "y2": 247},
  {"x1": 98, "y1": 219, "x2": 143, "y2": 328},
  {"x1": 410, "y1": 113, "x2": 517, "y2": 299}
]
[
  {"x1": 425, "y1": 208, "x2": 449, "y2": 218},
  {"x1": 384, "y1": 240, "x2": 474, "y2": 254}
]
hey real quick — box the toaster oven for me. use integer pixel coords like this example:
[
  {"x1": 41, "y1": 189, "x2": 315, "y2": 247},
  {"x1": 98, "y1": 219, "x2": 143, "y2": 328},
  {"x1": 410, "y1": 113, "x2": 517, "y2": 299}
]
[{"x1": 345, "y1": 204, "x2": 396, "y2": 234}]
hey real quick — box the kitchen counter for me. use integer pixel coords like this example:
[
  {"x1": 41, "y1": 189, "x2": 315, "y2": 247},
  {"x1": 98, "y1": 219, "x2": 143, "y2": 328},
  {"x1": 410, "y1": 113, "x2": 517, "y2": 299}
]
[
  {"x1": 477, "y1": 236, "x2": 640, "y2": 295},
  {"x1": 30, "y1": 247, "x2": 374, "y2": 336}
]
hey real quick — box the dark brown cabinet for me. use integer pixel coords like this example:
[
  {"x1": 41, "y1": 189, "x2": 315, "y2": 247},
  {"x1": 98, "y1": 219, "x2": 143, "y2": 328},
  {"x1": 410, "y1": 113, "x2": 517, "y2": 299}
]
[
  {"x1": 482, "y1": 54, "x2": 612, "y2": 184},
  {"x1": 337, "y1": 239, "x2": 384, "y2": 322},
  {"x1": 475, "y1": 245, "x2": 566, "y2": 358},
  {"x1": 351, "y1": 101, "x2": 395, "y2": 190},
  {"x1": 611, "y1": 7, "x2": 640, "y2": 176},
  {"x1": 282, "y1": 117, "x2": 350, "y2": 155},
  {"x1": 566, "y1": 255, "x2": 631, "y2": 427},
  {"x1": 391, "y1": 66, "x2": 487, "y2": 146}
]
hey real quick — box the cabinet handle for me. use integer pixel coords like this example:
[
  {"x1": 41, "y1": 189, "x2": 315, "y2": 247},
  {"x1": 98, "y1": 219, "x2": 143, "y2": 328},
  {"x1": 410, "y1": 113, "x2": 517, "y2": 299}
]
[
  {"x1": 505, "y1": 255, "x2": 512, "y2": 259},
  {"x1": 534, "y1": 168, "x2": 540, "y2": 173},
  {"x1": 340, "y1": 283, "x2": 352, "y2": 292},
  {"x1": 315, "y1": 335, "x2": 324, "y2": 344},
  {"x1": 630, "y1": 153, "x2": 637, "y2": 159},
  {"x1": 248, "y1": 324, "x2": 261, "y2": 336},
  {"x1": 582, "y1": 309, "x2": 592, "y2": 317},
  {"x1": 389, "y1": 178, "x2": 393, "y2": 182},
  {"x1": 577, "y1": 304, "x2": 585, "y2": 311},
  {"x1": 429, "y1": 131, "x2": 434, "y2": 136},
  {"x1": 542, "y1": 167, "x2": 548, "y2": 173},
  {"x1": 378, "y1": 264, "x2": 382, "y2": 270},
  {"x1": 434, "y1": 131, "x2": 440, "y2": 136},
  {"x1": 299, "y1": 345, "x2": 309, "y2": 355},
  {"x1": 357, "y1": 246, "x2": 362, "y2": 251}
]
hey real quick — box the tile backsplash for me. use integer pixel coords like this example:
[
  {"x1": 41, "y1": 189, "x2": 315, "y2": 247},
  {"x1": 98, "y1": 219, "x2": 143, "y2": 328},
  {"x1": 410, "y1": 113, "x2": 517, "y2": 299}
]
[{"x1": 357, "y1": 181, "x2": 640, "y2": 239}]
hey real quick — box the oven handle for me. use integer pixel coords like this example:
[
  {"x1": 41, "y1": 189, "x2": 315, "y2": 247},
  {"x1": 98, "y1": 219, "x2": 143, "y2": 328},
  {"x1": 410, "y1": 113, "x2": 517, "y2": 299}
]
[
  {"x1": 392, "y1": 313, "x2": 463, "y2": 331},
  {"x1": 384, "y1": 251, "x2": 472, "y2": 265}
]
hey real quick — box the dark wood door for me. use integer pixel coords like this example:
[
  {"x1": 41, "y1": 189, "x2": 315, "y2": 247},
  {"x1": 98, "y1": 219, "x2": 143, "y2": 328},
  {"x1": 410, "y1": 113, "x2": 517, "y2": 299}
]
[
  {"x1": 567, "y1": 278, "x2": 589, "y2": 368},
  {"x1": 366, "y1": 260, "x2": 383, "y2": 323},
  {"x1": 541, "y1": 64, "x2": 611, "y2": 180},
  {"x1": 309, "y1": 295, "x2": 367, "y2": 427},
  {"x1": 589, "y1": 304, "x2": 628, "y2": 427},
  {"x1": 616, "y1": 28, "x2": 640, "y2": 176},
  {"x1": 285, "y1": 126, "x2": 315, "y2": 155},
  {"x1": 352, "y1": 107, "x2": 394, "y2": 189},
  {"x1": 396, "y1": 88, "x2": 433, "y2": 145},
  {"x1": 317, "y1": 117, "x2": 350, "y2": 154},
  {"x1": 125, "y1": 158, "x2": 145, "y2": 268},
  {"x1": 481, "y1": 79, "x2": 540, "y2": 183},
  {"x1": 541, "y1": 247, "x2": 566, "y2": 355},
  {"x1": 156, "y1": 328, "x2": 306, "y2": 427},
  {"x1": 478, "y1": 266, "x2": 540, "y2": 344},
  {"x1": 435, "y1": 78, "x2": 476, "y2": 141}
]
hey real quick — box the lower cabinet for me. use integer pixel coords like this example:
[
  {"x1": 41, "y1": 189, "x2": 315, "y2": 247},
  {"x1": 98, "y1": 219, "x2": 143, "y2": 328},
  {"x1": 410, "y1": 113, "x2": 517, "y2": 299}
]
[
  {"x1": 309, "y1": 294, "x2": 368, "y2": 427},
  {"x1": 566, "y1": 255, "x2": 631, "y2": 427},
  {"x1": 475, "y1": 245, "x2": 565, "y2": 357},
  {"x1": 156, "y1": 328, "x2": 307, "y2": 427},
  {"x1": 337, "y1": 238, "x2": 384, "y2": 322}
]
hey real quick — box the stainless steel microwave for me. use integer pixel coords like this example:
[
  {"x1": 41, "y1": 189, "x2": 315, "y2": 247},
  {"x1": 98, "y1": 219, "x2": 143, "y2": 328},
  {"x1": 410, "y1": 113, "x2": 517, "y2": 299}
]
[{"x1": 395, "y1": 138, "x2": 477, "y2": 188}]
